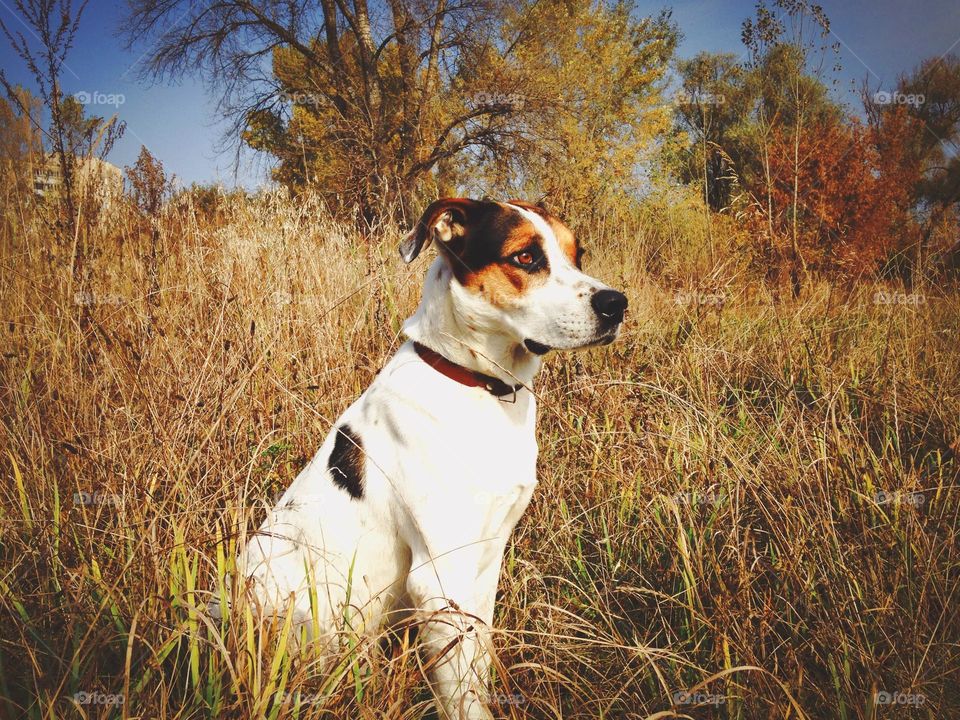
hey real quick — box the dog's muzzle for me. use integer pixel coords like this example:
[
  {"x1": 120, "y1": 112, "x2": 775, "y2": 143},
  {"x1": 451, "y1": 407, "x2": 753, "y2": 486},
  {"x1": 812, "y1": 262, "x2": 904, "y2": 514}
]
[{"x1": 523, "y1": 288, "x2": 627, "y2": 354}]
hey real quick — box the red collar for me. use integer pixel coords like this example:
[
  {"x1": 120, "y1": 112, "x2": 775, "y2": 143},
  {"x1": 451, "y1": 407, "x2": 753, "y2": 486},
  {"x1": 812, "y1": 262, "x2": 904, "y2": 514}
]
[{"x1": 413, "y1": 342, "x2": 524, "y2": 399}]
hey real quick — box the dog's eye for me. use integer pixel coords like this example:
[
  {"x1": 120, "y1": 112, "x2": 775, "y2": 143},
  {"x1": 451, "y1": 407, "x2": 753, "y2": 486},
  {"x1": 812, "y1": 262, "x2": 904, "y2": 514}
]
[{"x1": 508, "y1": 247, "x2": 543, "y2": 269}]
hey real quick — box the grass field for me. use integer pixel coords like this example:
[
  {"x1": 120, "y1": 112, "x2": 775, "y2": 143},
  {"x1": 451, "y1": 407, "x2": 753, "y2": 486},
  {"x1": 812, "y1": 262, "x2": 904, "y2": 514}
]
[{"x1": 1, "y1": 190, "x2": 958, "y2": 718}]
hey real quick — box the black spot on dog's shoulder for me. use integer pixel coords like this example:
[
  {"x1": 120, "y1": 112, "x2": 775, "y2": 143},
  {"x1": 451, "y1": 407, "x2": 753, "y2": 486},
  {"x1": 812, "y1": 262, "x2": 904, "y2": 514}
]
[{"x1": 328, "y1": 425, "x2": 365, "y2": 499}]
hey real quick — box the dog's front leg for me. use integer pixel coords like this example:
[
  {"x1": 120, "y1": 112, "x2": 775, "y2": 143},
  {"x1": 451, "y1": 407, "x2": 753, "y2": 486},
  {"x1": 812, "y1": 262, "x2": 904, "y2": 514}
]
[{"x1": 406, "y1": 546, "x2": 495, "y2": 720}]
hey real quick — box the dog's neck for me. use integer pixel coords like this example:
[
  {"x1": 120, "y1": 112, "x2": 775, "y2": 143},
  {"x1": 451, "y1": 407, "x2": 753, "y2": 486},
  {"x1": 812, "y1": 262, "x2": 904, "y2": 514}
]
[{"x1": 402, "y1": 258, "x2": 542, "y2": 387}]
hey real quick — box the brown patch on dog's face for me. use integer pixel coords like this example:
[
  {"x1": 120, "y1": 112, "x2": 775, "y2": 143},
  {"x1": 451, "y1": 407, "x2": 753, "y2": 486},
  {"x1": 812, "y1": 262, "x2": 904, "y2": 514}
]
[
  {"x1": 506, "y1": 199, "x2": 582, "y2": 268},
  {"x1": 441, "y1": 203, "x2": 551, "y2": 307}
]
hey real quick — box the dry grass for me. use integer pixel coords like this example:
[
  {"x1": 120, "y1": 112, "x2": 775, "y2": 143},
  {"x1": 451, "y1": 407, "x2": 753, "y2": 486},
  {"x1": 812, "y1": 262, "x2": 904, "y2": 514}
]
[{"x1": 1, "y1": 189, "x2": 958, "y2": 719}]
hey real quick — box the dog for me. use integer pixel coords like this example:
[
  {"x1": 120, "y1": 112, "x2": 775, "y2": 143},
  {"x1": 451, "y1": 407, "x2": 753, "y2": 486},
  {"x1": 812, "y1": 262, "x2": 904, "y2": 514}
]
[{"x1": 225, "y1": 198, "x2": 627, "y2": 719}]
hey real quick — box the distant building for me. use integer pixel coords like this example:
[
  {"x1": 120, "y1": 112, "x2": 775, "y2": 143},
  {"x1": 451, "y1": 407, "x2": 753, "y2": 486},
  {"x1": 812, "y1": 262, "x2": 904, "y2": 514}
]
[{"x1": 33, "y1": 155, "x2": 123, "y2": 204}]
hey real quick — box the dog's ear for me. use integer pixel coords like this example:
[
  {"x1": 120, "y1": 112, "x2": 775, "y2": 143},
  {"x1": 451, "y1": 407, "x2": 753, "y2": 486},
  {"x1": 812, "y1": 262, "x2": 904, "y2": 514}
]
[{"x1": 399, "y1": 198, "x2": 480, "y2": 263}]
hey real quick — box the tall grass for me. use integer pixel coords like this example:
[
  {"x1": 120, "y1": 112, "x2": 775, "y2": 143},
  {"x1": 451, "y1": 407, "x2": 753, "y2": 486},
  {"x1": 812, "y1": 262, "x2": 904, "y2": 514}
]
[{"x1": 1, "y1": 189, "x2": 957, "y2": 718}]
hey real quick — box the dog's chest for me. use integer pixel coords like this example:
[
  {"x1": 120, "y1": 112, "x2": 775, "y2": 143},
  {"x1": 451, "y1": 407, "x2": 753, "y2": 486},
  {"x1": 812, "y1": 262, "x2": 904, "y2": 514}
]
[
  {"x1": 435, "y1": 391, "x2": 537, "y2": 485},
  {"x1": 442, "y1": 399, "x2": 538, "y2": 535},
  {"x1": 364, "y1": 349, "x2": 540, "y2": 534}
]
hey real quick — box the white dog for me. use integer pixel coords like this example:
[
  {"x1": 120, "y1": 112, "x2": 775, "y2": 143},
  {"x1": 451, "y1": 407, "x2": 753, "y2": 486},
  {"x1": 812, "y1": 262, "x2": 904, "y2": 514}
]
[{"x1": 226, "y1": 198, "x2": 627, "y2": 718}]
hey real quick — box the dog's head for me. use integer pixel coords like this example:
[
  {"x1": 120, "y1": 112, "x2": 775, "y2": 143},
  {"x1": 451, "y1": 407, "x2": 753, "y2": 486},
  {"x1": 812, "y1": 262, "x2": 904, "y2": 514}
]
[{"x1": 400, "y1": 198, "x2": 627, "y2": 354}]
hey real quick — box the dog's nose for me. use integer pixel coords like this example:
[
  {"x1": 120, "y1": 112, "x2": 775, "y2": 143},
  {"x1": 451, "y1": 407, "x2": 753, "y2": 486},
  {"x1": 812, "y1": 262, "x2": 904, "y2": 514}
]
[{"x1": 591, "y1": 289, "x2": 628, "y2": 323}]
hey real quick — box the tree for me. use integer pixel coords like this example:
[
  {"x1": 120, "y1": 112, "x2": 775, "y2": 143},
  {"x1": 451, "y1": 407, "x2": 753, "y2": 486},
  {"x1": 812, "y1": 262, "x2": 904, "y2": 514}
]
[
  {"x1": 126, "y1": 146, "x2": 169, "y2": 331},
  {"x1": 762, "y1": 115, "x2": 914, "y2": 277},
  {"x1": 0, "y1": 87, "x2": 43, "y2": 214},
  {"x1": 673, "y1": 53, "x2": 746, "y2": 214},
  {"x1": 740, "y1": 1, "x2": 837, "y2": 294},
  {"x1": 671, "y1": 2, "x2": 854, "y2": 289},
  {"x1": 124, "y1": 0, "x2": 536, "y2": 224},
  {"x1": 0, "y1": 0, "x2": 85, "y2": 240},
  {"x1": 125, "y1": 0, "x2": 676, "y2": 227},
  {"x1": 477, "y1": 0, "x2": 677, "y2": 227},
  {"x1": 894, "y1": 55, "x2": 960, "y2": 268}
]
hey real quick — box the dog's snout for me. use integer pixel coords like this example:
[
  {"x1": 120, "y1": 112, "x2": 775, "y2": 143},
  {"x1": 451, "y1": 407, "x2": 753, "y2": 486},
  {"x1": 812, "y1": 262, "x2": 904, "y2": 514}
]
[{"x1": 591, "y1": 289, "x2": 628, "y2": 323}]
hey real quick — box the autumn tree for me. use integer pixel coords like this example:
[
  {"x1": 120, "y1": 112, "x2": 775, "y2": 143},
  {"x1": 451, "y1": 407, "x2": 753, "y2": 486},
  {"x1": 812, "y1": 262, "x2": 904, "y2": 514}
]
[
  {"x1": 473, "y1": 0, "x2": 677, "y2": 229},
  {"x1": 670, "y1": 2, "x2": 881, "y2": 288},
  {"x1": 739, "y1": 1, "x2": 839, "y2": 293},
  {"x1": 0, "y1": 0, "x2": 83, "y2": 241},
  {"x1": 125, "y1": 0, "x2": 537, "y2": 224},
  {"x1": 759, "y1": 114, "x2": 917, "y2": 278},
  {"x1": 672, "y1": 58, "x2": 914, "y2": 282},
  {"x1": 0, "y1": 87, "x2": 43, "y2": 215},
  {"x1": 125, "y1": 146, "x2": 169, "y2": 323},
  {"x1": 866, "y1": 54, "x2": 960, "y2": 275},
  {"x1": 125, "y1": 0, "x2": 676, "y2": 226},
  {"x1": 672, "y1": 53, "x2": 748, "y2": 216}
]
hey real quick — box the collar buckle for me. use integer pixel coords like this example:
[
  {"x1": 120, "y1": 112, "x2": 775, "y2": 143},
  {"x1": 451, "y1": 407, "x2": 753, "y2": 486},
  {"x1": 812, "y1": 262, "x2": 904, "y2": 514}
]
[{"x1": 489, "y1": 382, "x2": 518, "y2": 403}]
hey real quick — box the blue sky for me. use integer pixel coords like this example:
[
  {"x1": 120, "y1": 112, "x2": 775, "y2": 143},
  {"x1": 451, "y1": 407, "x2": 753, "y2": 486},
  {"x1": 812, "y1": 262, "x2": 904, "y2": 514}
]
[{"x1": 1, "y1": 0, "x2": 958, "y2": 188}]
